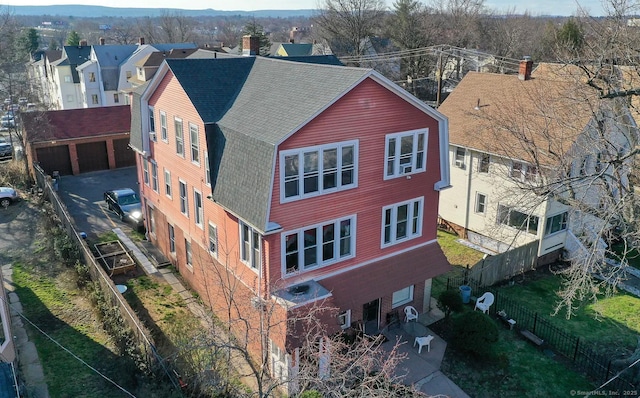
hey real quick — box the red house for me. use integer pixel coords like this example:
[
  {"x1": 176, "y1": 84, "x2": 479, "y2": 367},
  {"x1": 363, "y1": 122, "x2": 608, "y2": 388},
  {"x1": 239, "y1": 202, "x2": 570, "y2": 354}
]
[{"x1": 129, "y1": 54, "x2": 451, "y2": 383}]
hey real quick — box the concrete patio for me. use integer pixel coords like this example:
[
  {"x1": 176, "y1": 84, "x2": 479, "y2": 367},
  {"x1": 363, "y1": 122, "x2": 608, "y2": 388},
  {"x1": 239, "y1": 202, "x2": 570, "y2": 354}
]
[{"x1": 381, "y1": 300, "x2": 471, "y2": 398}]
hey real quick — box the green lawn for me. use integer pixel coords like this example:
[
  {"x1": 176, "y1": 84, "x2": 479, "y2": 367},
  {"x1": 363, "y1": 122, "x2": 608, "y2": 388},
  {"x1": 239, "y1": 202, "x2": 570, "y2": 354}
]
[{"x1": 435, "y1": 230, "x2": 640, "y2": 395}]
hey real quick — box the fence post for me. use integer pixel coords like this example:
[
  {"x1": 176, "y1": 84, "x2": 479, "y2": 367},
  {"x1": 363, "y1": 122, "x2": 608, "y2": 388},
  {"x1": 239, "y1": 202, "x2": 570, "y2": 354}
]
[
  {"x1": 573, "y1": 337, "x2": 580, "y2": 361},
  {"x1": 446, "y1": 277, "x2": 450, "y2": 290},
  {"x1": 533, "y1": 313, "x2": 538, "y2": 334},
  {"x1": 605, "y1": 359, "x2": 611, "y2": 382}
]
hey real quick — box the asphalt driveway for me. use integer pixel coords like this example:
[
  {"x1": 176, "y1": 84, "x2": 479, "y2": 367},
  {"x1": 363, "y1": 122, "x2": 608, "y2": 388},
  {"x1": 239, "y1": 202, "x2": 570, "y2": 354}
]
[{"x1": 55, "y1": 166, "x2": 141, "y2": 239}]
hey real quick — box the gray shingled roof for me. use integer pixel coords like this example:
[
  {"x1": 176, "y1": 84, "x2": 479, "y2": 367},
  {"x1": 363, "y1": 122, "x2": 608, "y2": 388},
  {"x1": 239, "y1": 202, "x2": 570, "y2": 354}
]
[{"x1": 157, "y1": 57, "x2": 370, "y2": 232}]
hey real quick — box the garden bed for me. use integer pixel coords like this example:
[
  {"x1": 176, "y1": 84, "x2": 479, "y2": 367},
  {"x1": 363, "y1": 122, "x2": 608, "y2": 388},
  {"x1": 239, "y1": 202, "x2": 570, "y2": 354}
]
[{"x1": 94, "y1": 240, "x2": 136, "y2": 276}]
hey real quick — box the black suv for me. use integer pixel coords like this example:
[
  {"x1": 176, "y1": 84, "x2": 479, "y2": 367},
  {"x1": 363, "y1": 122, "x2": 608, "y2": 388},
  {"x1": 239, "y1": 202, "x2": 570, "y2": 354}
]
[
  {"x1": 0, "y1": 142, "x2": 12, "y2": 160},
  {"x1": 103, "y1": 188, "x2": 144, "y2": 227}
]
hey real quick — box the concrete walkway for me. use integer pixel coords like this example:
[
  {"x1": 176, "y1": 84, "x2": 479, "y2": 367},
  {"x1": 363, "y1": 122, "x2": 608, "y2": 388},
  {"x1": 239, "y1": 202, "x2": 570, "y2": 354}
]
[
  {"x1": 382, "y1": 301, "x2": 470, "y2": 398},
  {"x1": 2, "y1": 264, "x2": 49, "y2": 398}
]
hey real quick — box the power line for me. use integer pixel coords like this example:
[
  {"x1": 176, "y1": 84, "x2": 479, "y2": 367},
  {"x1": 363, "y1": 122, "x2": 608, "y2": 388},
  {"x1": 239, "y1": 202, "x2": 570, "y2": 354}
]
[
  {"x1": 1, "y1": 295, "x2": 137, "y2": 397},
  {"x1": 338, "y1": 44, "x2": 524, "y2": 73}
]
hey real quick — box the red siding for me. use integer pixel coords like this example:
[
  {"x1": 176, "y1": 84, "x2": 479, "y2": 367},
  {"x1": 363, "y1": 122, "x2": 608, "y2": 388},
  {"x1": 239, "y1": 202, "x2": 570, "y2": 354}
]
[{"x1": 268, "y1": 77, "x2": 443, "y2": 283}]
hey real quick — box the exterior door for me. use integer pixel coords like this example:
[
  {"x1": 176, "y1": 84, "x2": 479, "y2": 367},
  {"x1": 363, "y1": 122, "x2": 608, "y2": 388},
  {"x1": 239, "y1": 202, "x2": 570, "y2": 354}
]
[
  {"x1": 113, "y1": 138, "x2": 136, "y2": 168},
  {"x1": 362, "y1": 299, "x2": 380, "y2": 335}
]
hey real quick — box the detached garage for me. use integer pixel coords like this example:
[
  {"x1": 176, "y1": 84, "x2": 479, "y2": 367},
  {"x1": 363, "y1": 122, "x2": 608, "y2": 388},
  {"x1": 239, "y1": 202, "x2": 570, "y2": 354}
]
[{"x1": 22, "y1": 105, "x2": 133, "y2": 177}]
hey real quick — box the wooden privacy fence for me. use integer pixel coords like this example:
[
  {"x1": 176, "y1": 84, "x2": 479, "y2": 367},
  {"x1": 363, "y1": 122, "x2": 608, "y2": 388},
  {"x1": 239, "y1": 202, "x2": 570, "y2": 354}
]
[{"x1": 468, "y1": 240, "x2": 539, "y2": 287}]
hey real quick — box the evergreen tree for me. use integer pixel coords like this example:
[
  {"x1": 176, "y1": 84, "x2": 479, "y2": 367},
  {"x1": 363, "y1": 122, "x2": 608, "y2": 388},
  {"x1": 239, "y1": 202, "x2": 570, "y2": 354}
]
[{"x1": 66, "y1": 31, "x2": 81, "y2": 46}]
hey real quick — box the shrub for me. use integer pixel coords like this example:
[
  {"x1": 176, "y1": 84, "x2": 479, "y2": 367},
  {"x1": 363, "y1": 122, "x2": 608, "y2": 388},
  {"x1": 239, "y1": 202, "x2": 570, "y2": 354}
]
[
  {"x1": 451, "y1": 311, "x2": 499, "y2": 357},
  {"x1": 438, "y1": 289, "x2": 464, "y2": 317}
]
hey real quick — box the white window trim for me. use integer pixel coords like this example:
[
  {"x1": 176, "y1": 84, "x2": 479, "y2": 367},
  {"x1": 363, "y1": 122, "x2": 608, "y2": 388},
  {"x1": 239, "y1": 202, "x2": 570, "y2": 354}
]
[
  {"x1": 175, "y1": 117, "x2": 184, "y2": 157},
  {"x1": 142, "y1": 158, "x2": 149, "y2": 186},
  {"x1": 205, "y1": 153, "x2": 211, "y2": 187},
  {"x1": 454, "y1": 146, "x2": 466, "y2": 169},
  {"x1": 151, "y1": 160, "x2": 158, "y2": 192},
  {"x1": 282, "y1": 215, "x2": 356, "y2": 276},
  {"x1": 160, "y1": 111, "x2": 168, "y2": 142},
  {"x1": 544, "y1": 211, "x2": 568, "y2": 237},
  {"x1": 279, "y1": 140, "x2": 358, "y2": 203},
  {"x1": 164, "y1": 168, "x2": 172, "y2": 198},
  {"x1": 179, "y1": 179, "x2": 188, "y2": 217},
  {"x1": 381, "y1": 197, "x2": 424, "y2": 248},
  {"x1": 185, "y1": 239, "x2": 193, "y2": 271},
  {"x1": 392, "y1": 286, "x2": 414, "y2": 309},
  {"x1": 384, "y1": 129, "x2": 428, "y2": 180},
  {"x1": 208, "y1": 221, "x2": 218, "y2": 258},
  {"x1": 193, "y1": 189, "x2": 203, "y2": 229},
  {"x1": 168, "y1": 223, "x2": 176, "y2": 254},
  {"x1": 338, "y1": 309, "x2": 352, "y2": 329},
  {"x1": 475, "y1": 192, "x2": 487, "y2": 214},
  {"x1": 478, "y1": 153, "x2": 490, "y2": 173},
  {"x1": 148, "y1": 106, "x2": 155, "y2": 139},
  {"x1": 189, "y1": 123, "x2": 200, "y2": 166},
  {"x1": 239, "y1": 221, "x2": 261, "y2": 273}
]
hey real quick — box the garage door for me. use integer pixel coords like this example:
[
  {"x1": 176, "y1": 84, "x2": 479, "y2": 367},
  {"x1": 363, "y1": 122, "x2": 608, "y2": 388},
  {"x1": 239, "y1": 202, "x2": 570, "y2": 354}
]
[
  {"x1": 36, "y1": 145, "x2": 72, "y2": 176},
  {"x1": 113, "y1": 138, "x2": 136, "y2": 168},
  {"x1": 77, "y1": 141, "x2": 109, "y2": 173}
]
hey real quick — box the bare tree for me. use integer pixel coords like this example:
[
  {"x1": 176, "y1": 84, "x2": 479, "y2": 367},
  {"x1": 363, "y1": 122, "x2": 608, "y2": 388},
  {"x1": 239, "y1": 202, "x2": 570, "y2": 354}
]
[
  {"x1": 163, "y1": 220, "x2": 418, "y2": 397},
  {"x1": 313, "y1": 0, "x2": 388, "y2": 60}
]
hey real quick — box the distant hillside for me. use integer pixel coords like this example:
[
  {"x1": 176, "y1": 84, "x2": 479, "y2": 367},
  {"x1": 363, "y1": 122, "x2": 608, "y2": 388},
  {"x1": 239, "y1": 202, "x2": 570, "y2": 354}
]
[{"x1": 5, "y1": 5, "x2": 316, "y2": 18}]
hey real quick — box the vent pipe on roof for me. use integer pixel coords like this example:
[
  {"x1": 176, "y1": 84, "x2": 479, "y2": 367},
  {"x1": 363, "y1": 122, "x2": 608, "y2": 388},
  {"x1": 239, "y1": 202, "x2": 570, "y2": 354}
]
[{"x1": 518, "y1": 56, "x2": 533, "y2": 81}]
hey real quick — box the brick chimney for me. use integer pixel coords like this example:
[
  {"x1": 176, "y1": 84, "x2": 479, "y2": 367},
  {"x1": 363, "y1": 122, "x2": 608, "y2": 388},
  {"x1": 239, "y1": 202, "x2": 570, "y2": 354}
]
[
  {"x1": 99, "y1": 37, "x2": 105, "y2": 45},
  {"x1": 138, "y1": 37, "x2": 145, "y2": 45},
  {"x1": 518, "y1": 56, "x2": 533, "y2": 81},
  {"x1": 242, "y1": 35, "x2": 260, "y2": 56}
]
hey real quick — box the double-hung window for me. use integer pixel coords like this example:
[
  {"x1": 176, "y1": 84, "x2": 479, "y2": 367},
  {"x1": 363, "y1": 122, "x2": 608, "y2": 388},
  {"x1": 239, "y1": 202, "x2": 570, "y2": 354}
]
[
  {"x1": 205, "y1": 153, "x2": 211, "y2": 186},
  {"x1": 185, "y1": 239, "x2": 192, "y2": 269},
  {"x1": 175, "y1": 118, "x2": 184, "y2": 156},
  {"x1": 193, "y1": 189, "x2": 203, "y2": 228},
  {"x1": 208, "y1": 222, "x2": 218, "y2": 256},
  {"x1": 168, "y1": 224, "x2": 175, "y2": 253},
  {"x1": 385, "y1": 129, "x2": 427, "y2": 178},
  {"x1": 150, "y1": 160, "x2": 158, "y2": 192},
  {"x1": 148, "y1": 106, "x2": 155, "y2": 133},
  {"x1": 382, "y1": 197, "x2": 423, "y2": 247},
  {"x1": 190, "y1": 123, "x2": 200, "y2": 165},
  {"x1": 281, "y1": 140, "x2": 357, "y2": 202},
  {"x1": 160, "y1": 111, "x2": 168, "y2": 141},
  {"x1": 283, "y1": 215, "x2": 355, "y2": 275},
  {"x1": 179, "y1": 180, "x2": 188, "y2": 216},
  {"x1": 164, "y1": 168, "x2": 172, "y2": 197},
  {"x1": 240, "y1": 221, "x2": 261, "y2": 271},
  {"x1": 479, "y1": 154, "x2": 490, "y2": 173},
  {"x1": 475, "y1": 192, "x2": 487, "y2": 214},
  {"x1": 142, "y1": 158, "x2": 149, "y2": 186}
]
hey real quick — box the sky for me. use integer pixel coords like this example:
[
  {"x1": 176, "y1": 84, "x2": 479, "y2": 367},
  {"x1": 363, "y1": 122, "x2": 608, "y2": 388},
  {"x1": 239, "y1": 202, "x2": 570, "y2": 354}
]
[{"x1": 0, "y1": 0, "x2": 607, "y2": 16}]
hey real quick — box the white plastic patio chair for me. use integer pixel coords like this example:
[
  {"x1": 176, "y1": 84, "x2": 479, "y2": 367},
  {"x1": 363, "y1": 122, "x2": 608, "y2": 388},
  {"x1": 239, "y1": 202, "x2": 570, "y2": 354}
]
[
  {"x1": 474, "y1": 292, "x2": 494, "y2": 314},
  {"x1": 414, "y1": 335, "x2": 434, "y2": 354},
  {"x1": 404, "y1": 305, "x2": 419, "y2": 322}
]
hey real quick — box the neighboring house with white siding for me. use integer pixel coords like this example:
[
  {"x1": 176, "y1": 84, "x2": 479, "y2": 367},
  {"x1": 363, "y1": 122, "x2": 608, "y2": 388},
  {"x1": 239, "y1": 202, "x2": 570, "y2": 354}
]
[{"x1": 438, "y1": 59, "x2": 638, "y2": 264}]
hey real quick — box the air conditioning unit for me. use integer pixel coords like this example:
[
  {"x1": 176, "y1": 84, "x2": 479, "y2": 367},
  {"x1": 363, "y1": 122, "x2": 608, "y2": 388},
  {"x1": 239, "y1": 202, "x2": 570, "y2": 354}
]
[
  {"x1": 455, "y1": 159, "x2": 465, "y2": 168},
  {"x1": 149, "y1": 131, "x2": 156, "y2": 141},
  {"x1": 401, "y1": 164, "x2": 412, "y2": 174}
]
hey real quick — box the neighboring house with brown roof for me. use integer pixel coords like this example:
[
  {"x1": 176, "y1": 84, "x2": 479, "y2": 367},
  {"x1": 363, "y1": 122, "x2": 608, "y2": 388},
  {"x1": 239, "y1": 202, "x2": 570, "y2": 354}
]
[
  {"x1": 437, "y1": 59, "x2": 638, "y2": 263},
  {"x1": 21, "y1": 105, "x2": 135, "y2": 177}
]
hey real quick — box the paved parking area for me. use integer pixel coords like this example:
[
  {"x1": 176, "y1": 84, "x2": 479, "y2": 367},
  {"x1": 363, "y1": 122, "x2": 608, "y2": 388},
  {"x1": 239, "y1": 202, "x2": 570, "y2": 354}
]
[{"x1": 55, "y1": 167, "x2": 141, "y2": 239}]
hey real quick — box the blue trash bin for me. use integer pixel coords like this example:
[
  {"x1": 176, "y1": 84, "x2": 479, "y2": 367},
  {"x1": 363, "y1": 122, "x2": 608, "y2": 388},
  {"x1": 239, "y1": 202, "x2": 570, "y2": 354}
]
[{"x1": 460, "y1": 285, "x2": 471, "y2": 304}]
